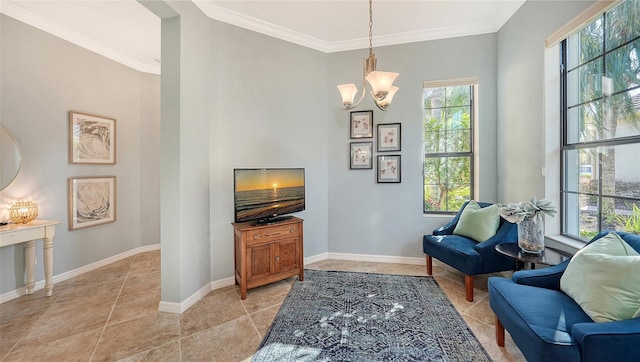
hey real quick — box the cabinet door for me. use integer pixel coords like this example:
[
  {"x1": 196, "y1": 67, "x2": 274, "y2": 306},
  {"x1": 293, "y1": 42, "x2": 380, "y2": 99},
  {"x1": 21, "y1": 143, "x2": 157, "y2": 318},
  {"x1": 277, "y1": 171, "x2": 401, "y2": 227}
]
[
  {"x1": 275, "y1": 238, "x2": 299, "y2": 274},
  {"x1": 247, "y1": 244, "x2": 273, "y2": 281}
]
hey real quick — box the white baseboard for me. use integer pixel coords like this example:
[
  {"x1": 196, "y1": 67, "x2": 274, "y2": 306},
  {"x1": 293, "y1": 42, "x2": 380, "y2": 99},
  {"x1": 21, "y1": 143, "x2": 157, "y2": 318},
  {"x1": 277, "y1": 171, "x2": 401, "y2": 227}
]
[
  {"x1": 0, "y1": 244, "x2": 160, "y2": 304},
  {"x1": 327, "y1": 252, "x2": 425, "y2": 265},
  {"x1": 159, "y1": 281, "x2": 212, "y2": 314},
  {"x1": 304, "y1": 252, "x2": 329, "y2": 265},
  {"x1": 158, "y1": 276, "x2": 237, "y2": 314}
]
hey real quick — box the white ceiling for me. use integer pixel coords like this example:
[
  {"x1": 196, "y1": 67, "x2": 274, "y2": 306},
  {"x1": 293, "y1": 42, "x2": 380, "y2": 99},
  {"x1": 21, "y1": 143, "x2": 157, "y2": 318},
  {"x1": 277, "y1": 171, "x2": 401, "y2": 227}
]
[{"x1": 0, "y1": 0, "x2": 527, "y2": 74}]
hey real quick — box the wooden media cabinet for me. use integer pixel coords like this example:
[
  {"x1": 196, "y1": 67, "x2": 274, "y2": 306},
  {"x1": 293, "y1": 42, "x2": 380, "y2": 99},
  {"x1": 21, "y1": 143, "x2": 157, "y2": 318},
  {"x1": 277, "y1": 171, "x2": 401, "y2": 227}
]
[{"x1": 232, "y1": 217, "x2": 304, "y2": 299}]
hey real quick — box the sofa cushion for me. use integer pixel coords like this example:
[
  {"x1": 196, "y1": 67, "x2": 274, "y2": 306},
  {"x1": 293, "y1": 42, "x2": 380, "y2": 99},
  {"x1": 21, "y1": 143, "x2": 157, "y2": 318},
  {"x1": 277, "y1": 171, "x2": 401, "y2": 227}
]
[
  {"x1": 560, "y1": 232, "x2": 640, "y2": 323},
  {"x1": 452, "y1": 201, "x2": 500, "y2": 242}
]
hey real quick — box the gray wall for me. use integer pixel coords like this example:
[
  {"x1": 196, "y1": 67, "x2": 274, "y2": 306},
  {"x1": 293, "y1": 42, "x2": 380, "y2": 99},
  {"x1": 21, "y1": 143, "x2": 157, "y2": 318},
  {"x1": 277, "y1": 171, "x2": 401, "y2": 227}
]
[
  {"x1": 0, "y1": 14, "x2": 161, "y2": 294},
  {"x1": 207, "y1": 19, "x2": 330, "y2": 281},
  {"x1": 326, "y1": 34, "x2": 498, "y2": 258},
  {"x1": 496, "y1": 0, "x2": 594, "y2": 203}
]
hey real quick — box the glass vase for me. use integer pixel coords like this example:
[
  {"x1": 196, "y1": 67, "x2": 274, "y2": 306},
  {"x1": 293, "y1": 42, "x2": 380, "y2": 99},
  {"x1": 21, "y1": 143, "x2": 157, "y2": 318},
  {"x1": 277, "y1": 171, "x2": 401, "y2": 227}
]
[{"x1": 518, "y1": 214, "x2": 544, "y2": 254}]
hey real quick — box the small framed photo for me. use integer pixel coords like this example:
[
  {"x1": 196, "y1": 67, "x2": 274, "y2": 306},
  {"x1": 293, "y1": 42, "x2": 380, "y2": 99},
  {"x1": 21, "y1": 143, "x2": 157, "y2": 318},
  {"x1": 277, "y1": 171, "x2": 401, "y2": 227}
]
[
  {"x1": 68, "y1": 176, "x2": 116, "y2": 230},
  {"x1": 377, "y1": 123, "x2": 401, "y2": 152},
  {"x1": 69, "y1": 111, "x2": 116, "y2": 164},
  {"x1": 350, "y1": 142, "x2": 373, "y2": 169},
  {"x1": 377, "y1": 155, "x2": 401, "y2": 183},
  {"x1": 350, "y1": 110, "x2": 373, "y2": 139}
]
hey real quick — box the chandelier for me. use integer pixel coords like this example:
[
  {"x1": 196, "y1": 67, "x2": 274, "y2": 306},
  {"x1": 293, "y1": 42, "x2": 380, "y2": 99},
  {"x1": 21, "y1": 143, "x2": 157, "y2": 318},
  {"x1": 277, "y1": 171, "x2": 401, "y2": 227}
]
[{"x1": 337, "y1": 0, "x2": 399, "y2": 111}]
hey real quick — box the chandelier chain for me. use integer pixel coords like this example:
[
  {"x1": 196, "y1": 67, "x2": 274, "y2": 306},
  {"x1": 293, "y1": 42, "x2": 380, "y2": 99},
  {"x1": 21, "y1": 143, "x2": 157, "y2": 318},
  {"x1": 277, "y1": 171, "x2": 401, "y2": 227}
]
[{"x1": 368, "y1": 0, "x2": 373, "y2": 55}]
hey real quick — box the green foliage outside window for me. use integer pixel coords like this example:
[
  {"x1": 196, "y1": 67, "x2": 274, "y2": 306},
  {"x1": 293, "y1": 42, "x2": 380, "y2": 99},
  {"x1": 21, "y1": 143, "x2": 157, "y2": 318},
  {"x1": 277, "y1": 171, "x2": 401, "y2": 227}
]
[{"x1": 423, "y1": 85, "x2": 473, "y2": 213}]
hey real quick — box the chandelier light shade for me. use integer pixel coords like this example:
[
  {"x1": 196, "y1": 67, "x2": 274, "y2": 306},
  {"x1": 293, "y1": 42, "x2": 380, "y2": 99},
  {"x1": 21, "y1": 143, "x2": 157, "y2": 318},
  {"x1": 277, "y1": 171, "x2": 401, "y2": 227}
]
[
  {"x1": 9, "y1": 201, "x2": 38, "y2": 224},
  {"x1": 337, "y1": 83, "x2": 359, "y2": 108},
  {"x1": 365, "y1": 71, "x2": 399, "y2": 101},
  {"x1": 337, "y1": 0, "x2": 399, "y2": 111},
  {"x1": 375, "y1": 86, "x2": 399, "y2": 110}
]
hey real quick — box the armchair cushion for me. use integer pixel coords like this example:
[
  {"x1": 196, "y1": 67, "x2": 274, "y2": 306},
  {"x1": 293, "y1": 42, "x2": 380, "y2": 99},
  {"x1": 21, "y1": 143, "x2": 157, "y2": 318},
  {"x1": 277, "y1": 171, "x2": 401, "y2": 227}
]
[
  {"x1": 452, "y1": 201, "x2": 500, "y2": 242},
  {"x1": 560, "y1": 232, "x2": 640, "y2": 323}
]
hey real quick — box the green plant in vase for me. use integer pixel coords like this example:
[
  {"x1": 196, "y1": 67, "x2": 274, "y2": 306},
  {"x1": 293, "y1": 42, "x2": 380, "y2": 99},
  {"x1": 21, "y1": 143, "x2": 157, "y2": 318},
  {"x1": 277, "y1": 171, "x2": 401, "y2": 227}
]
[{"x1": 499, "y1": 198, "x2": 557, "y2": 254}]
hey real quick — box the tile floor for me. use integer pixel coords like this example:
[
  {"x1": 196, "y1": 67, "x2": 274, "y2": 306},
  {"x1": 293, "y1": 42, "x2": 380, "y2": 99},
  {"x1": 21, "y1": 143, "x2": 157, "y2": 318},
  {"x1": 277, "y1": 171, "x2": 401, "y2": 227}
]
[{"x1": 0, "y1": 250, "x2": 526, "y2": 361}]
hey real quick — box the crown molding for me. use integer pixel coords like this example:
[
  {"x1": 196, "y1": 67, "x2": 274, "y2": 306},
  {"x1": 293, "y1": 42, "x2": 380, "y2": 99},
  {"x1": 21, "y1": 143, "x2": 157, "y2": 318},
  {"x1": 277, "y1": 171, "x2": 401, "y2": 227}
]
[
  {"x1": 194, "y1": 0, "x2": 505, "y2": 53},
  {"x1": 193, "y1": 0, "x2": 332, "y2": 52},
  {"x1": 0, "y1": 0, "x2": 160, "y2": 75},
  {"x1": 327, "y1": 21, "x2": 500, "y2": 53}
]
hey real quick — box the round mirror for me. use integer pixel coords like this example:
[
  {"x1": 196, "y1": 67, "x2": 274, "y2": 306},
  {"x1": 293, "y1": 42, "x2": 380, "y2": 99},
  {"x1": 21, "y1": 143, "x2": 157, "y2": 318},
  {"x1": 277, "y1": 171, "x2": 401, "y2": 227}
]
[{"x1": 0, "y1": 125, "x2": 22, "y2": 191}]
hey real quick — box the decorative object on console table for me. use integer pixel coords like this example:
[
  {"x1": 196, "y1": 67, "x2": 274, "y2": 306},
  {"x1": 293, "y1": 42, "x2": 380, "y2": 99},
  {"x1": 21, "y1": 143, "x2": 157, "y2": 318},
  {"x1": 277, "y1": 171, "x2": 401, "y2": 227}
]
[
  {"x1": 377, "y1": 123, "x2": 401, "y2": 152},
  {"x1": 69, "y1": 111, "x2": 116, "y2": 164},
  {"x1": 232, "y1": 217, "x2": 304, "y2": 300},
  {"x1": 350, "y1": 142, "x2": 373, "y2": 169},
  {"x1": 349, "y1": 110, "x2": 373, "y2": 139},
  {"x1": 9, "y1": 201, "x2": 38, "y2": 224},
  {"x1": 0, "y1": 220, "x2": 60, "y2": 296},
  {"x1": 377, "y1": 155, "x2": 401, "y2": 183},
  {"x1": 499, "y1": 198, "x2": 557, "y2": 254},
  {"x1": 68, "y1": 176, "x2": 116, "y2": 230}
]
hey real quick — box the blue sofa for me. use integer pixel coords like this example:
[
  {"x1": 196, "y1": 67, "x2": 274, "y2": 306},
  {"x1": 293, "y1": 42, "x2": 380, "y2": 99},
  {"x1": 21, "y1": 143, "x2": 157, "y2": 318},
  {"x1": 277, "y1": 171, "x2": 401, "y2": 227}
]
[
  {"x1": 489, "y1": 231, "x2": 640, "y2": 362},
  {"x1": 423, "y1": 201, "x2": 518, "y2": 302}
]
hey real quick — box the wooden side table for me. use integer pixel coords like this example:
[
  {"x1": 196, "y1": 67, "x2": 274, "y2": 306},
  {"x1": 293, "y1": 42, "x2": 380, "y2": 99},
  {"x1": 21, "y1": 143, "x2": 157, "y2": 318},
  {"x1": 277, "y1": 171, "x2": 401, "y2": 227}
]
[
  {"x1": 495, "y1": 243, "x2": 572, "y2": 271},
  {"x1": 0, "y1": 220, "x2": 60, "y2": 296}
]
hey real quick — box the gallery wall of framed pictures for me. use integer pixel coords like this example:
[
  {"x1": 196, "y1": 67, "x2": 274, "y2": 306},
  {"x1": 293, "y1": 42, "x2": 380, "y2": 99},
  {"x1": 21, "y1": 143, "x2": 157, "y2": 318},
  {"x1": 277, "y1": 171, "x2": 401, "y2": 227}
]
[
  {"x1": 348, "y1": 110, "x2": 401, "y2": 183},
  {"x1": 68, "y1": 111, "x2": 117, "y2": 230}
]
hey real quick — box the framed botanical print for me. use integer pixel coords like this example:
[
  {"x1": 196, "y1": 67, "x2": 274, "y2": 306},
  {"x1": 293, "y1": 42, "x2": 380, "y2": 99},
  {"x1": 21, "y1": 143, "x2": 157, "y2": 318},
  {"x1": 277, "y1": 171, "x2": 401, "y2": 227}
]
[
  {"x1": 68, "y1": 176, "x2": 116, "y2": 230},
  {"x1": 350, "y1": 110, "x2": 373, "y2": 139},
  {"x1": 69, "y1": 111, "x2": 116, "y2": 164},
  {"x1": 377, "y1": 123, "x2": 401, "y2": 152},
  {"x1": 350, "y1": 142, "x2": 373, "y2": 169},
  {"x1": 377, "y1": 155, "x2": 401, "y2": 183}
]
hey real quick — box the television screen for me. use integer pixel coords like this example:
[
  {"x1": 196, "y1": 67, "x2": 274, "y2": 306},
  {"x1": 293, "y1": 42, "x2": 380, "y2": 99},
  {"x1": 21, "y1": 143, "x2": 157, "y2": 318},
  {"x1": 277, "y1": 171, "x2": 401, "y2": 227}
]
[{"x1": 234, "y1": 168, "x2": 305, "y2": 224}]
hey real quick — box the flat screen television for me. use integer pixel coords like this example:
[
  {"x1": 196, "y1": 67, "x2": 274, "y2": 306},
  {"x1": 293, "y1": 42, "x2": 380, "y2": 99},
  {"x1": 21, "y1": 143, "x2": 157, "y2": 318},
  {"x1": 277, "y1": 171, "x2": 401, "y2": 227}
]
[{"x1": 234, "y1": 168, "x2": 305, "y2": 225}]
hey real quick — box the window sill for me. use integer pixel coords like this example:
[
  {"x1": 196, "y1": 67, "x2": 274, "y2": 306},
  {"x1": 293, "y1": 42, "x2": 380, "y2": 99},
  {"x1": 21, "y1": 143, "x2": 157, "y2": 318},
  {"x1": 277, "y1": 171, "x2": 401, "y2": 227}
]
[
  {"x1": 544, "y1": 234, "x2": 585, "y2": 255},
  {"x1": 423, "y1": 213, "x2": 456, "y2": 219}
]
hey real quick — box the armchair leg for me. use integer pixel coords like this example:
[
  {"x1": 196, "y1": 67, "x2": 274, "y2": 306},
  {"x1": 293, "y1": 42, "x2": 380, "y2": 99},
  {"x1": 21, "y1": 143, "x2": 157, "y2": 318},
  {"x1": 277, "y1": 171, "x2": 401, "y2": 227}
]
[
  {"x1": 465, "y1": 275, "x2": 474, "y2": 302},
  {"x1": 426, "y1": 255, "x2": 433, "y2": 275},
  {"x1": 496, "y1": 316, "x2": 505, "y2": 347}
]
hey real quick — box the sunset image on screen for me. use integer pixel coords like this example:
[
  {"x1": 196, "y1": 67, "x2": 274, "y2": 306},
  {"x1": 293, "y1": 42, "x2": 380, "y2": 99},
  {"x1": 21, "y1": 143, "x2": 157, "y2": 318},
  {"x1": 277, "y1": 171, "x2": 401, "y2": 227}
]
[
  {"x1": 234, "y1": 168, "x2": 306, "y2": 223},
  {"x1": 235, "y1": 169, "x2": 304, "y2": 192}
]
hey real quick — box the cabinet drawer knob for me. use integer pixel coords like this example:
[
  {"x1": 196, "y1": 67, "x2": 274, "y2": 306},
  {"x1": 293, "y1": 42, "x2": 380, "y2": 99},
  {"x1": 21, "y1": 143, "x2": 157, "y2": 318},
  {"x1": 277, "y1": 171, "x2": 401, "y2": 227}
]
[{"x1": 290, "y1": 229, "x2": 294, "y2": 233}]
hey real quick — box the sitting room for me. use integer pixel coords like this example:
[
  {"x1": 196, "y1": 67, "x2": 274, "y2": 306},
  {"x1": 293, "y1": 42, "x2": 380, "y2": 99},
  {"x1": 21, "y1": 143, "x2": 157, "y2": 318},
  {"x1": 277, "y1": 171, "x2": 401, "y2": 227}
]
[{"x1": 1, "y1": 0, "x2": 639, "y2": 360}]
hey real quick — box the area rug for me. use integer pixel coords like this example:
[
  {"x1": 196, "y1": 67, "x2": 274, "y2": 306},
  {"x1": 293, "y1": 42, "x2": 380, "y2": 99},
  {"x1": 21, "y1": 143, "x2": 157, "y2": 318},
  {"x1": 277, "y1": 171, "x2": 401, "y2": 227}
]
[{"x1": 252, "y1": 269, "x2": 491, "y2": 361}]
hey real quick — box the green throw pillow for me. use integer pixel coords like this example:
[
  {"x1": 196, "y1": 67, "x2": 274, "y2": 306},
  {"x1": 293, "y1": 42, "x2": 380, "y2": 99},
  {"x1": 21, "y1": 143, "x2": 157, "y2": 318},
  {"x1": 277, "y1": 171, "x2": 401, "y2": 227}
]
[
  {"x1": 452, "y1": 201, "x2": 500, "y2": 242},
  {"x1": 560, "y1": 232, "x2": 640, "y2": 323}
]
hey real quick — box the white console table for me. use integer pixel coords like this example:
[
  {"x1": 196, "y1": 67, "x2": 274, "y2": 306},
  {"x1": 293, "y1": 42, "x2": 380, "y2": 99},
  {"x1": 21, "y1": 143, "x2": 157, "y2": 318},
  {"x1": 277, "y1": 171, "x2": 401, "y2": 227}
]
[{"x1": 0, "y1": 220, "x2": 59, "y2": 296}]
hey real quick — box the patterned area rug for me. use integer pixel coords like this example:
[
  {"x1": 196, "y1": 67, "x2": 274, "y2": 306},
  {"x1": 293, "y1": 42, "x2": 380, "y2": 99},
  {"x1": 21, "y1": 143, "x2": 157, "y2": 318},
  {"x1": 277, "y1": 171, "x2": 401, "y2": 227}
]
[{"x1": 253, "y1": 270, "x2": 491, "y2": 361}]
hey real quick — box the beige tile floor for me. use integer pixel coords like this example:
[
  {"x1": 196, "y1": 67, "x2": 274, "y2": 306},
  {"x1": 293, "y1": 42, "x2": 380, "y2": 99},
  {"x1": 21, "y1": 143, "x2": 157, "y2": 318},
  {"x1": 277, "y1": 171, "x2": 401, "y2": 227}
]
[{"x1": 0, "y1": 250, "x2": 526, "y2": 361}]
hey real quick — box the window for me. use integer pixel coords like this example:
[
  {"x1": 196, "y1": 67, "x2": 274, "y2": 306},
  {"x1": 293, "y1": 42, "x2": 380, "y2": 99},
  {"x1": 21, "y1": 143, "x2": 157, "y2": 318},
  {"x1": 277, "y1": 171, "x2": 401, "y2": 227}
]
[
  {"x1": 423, "y1": 82, "x2": 474, "y2": 213},
  {"x1": 561, "y1": 0, "x2": 640, "y2": 239}
]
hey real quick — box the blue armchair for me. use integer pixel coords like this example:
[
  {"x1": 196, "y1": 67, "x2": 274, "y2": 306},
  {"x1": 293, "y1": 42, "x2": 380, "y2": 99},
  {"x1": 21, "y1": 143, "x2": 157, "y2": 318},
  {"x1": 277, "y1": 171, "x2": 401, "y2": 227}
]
[
  {"x1": 489, "y1": 231, "x2": 640, "y2": 362},
  {"x1": 423, "y1": 201, "x2": 518, "y2": 302}
]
